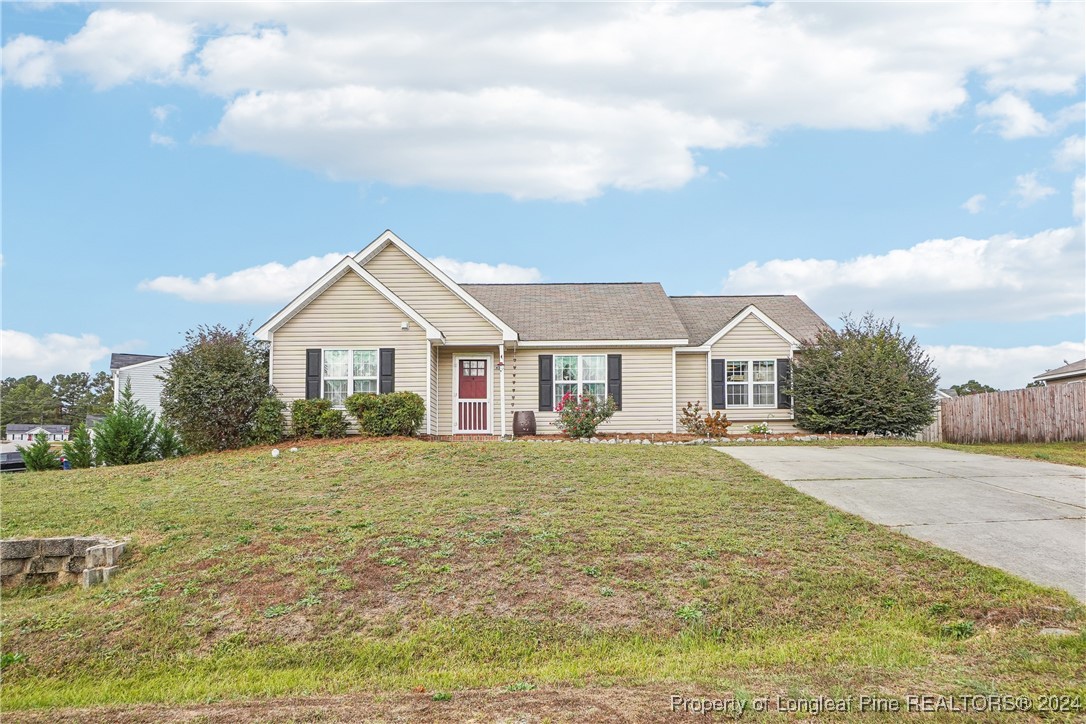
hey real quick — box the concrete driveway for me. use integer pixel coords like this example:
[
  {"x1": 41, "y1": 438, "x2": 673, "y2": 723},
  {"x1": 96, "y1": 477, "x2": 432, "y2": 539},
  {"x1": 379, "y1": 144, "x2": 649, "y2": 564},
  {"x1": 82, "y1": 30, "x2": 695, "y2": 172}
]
[{"x1": 714, "y1": 445, "x2": 1086, "y2": 601}]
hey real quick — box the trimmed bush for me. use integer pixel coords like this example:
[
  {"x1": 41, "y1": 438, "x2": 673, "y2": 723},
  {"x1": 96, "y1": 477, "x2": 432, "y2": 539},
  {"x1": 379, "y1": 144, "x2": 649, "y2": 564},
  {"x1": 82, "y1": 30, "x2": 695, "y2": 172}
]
[
  {"x1": 552, "y1": 392, "x2": 617, "y2": 439},
  {"x1": 317, "y1": 408, "x2": 349, "y2": 438},
  {"x1": 290, "y1": 398, "x2": 348, "y2": 438},
  {"x1": 290, "y1": 398, "x2": 330, "y2": 438},
  {"x1": 248, "y1": 395, "x2": 285, "y2": 445},
  {"x1": 345, "y1": 392, "x2": 426, "y2": 437}
]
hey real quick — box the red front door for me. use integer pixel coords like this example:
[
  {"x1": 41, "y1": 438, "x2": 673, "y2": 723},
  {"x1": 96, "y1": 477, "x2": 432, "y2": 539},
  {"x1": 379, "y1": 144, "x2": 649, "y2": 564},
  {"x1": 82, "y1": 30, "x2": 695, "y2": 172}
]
[{"x1": 457, "y1": 359, "x2": 488, "y2": 432}]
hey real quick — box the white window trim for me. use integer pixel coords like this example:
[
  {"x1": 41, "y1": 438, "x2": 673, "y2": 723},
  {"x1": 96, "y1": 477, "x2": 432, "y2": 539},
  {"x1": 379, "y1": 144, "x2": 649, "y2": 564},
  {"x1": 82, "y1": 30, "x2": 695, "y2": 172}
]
[
  {"x1": 724, "y1": 358, "x2": 777, "y2": 409},
  {"x1": 452, "y1": 353, "x2": 493, "y2": 434},
  {"x1": 553, "y1": 354, "x2": 608, "y2": 408},
  {"x1": 321, "y1": 348, "x2": 380, "y2": 408}
]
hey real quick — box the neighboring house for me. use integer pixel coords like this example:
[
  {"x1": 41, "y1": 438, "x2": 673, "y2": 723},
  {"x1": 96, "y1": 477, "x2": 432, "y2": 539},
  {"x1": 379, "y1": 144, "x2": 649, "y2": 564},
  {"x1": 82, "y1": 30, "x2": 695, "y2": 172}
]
[
  {"x1": 1033, "y1": 358, "x2": 1086, "y2": 387},
  {"x1": 5, "y1": 424, "x2": 70, "y2": 442},
  {"x1": 256, "y1": 230, "x2": 829, "y2": 436},
  {"x1": 935, "y1": 388, "x2": 958, "y2": 400},
  {"x1": 111, "y1": 353, "x2": 169, "y2": 420}
]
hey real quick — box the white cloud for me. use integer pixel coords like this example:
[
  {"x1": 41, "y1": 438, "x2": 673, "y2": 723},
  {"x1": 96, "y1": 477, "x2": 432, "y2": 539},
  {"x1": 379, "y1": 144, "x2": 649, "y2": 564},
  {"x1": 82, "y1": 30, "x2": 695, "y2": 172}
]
[
  {"x1": 210, "y1": 86, "x2": 754, "y2": 200},
  {"x1": 926, "y1": 340, "x2": 1085, "y2": 391},
  {"x1": 138, "y1": 252, "x2": 347, "y2": 304},
  {"x1": 722, "y1": 226, "x2": 1085, "y2": 326},
  {"x1": 151, "y1": 104, "x2": 176, "y2": 123},
  {"x1": 431, "y1": 257, "x2": 542, "y2": 284},
  {"x1": 2, "y1": 10, "x2": 193, "y2": 90},
  {"x1": 1074, "y1": 176, "x2": 1085, "y2": 220},
  {"x1": 1053, "y1": 135, "x2": 1085, "y2": 172},
  {"x1": 1012, "y1": 172, "x2": 1056, "y2": 206},
  {"x1": 975, "y1": 92, "x2": 1050, "y2": 138},
  {"x1": 961, "y1": 193, "x2": 986, "y2": 214},
  {"x1": 2, "y1": 3, "x2": 1082, "y2": 199},
  {"x1": 1, "y1": 330, "x2": 111, "y2": 379},
  {"x1": 150, "y1": 132, "x2": 175, "y2": 147},
  {"x1": 139, "y1": 251, "x2": 544, "y2": 302}
]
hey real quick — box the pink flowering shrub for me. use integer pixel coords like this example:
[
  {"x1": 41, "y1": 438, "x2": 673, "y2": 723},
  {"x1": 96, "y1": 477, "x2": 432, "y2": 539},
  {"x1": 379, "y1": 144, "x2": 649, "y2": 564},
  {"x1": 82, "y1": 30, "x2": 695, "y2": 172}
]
[{"x1": 553, "y1": 392, "x2": 618, "y2": 438}]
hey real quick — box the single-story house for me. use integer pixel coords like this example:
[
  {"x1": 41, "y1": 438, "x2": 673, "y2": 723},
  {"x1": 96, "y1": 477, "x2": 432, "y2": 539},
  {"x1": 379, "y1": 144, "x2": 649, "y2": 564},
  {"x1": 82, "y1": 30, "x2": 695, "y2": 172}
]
[
  {"x1": 1033, "y1": 358, "x2": 1086, "y2": 387},
  {"x1": 256, "y1": 231, "x2": 829, "y2": 436},
  {"x1": 111, "y1": 353, "x2": 169, "y2": 420},
  {"x1": 5, "y1": 424, "x2": 70, "y2": 442}
]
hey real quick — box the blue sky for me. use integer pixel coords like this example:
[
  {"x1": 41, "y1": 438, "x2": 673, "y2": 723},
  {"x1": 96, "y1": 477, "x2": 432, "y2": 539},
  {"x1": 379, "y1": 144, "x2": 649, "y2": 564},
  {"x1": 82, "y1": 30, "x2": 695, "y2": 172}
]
[{"x1": 2, "y1": 2, "x2": 1083, "y2": 389}]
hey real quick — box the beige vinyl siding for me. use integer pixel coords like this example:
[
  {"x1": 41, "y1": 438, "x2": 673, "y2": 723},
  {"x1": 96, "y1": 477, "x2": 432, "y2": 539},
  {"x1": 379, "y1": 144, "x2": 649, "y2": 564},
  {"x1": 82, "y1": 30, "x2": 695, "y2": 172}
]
[
  {"x1": 506, "y1": 347, "x2": 674, "y2": 434},
  {"x1": 271, "y1": 272, "x2": 428, "y2": 418},
  {"x1": 710, "y1": 314, "x2": 794, "y2": 423},
  {"x1": 675, "y1": 352, "x2": 708, "y2": 425},
  {"x1": 710, "y1": 315, "x2": 792, "y2": 358},
  {"x1": 363, "y1": 245, "x2": 503, "y2": 345}
]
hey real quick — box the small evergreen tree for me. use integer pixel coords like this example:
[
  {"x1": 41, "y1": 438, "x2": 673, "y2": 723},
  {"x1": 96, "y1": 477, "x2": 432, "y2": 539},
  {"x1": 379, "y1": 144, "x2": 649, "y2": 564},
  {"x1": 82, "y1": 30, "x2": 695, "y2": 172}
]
[
  {"x1": 160, "y1": 323, "x2": 270, "y2": 453},
  {"x1": 792, "y1": 313, "x2": 939, "y2": 436},
  {"x1": 22, "y1": 433, "x2": 61, "y2": 471},
  {"x1": 94, "y1": 382, "x2": 158, "y2": 466},
  {"x1": 61, "y1": 424, "x2": 96, "y2": 468},
  {"x1": 154, "y1": 422, "x2": 185, "y2": 459}
]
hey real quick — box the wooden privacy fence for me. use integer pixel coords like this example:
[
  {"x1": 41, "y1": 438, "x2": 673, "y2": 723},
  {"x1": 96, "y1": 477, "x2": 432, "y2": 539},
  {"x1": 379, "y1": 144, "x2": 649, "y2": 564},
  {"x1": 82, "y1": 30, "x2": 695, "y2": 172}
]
[{"x1": 939, "y1": 384, "x2": 1085, "y2": 443}]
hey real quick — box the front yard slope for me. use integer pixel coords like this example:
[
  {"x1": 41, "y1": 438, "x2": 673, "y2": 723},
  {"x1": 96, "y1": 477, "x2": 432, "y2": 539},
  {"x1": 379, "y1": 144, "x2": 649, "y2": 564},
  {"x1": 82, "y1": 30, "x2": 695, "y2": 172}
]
[{"x1": 1, "y1": 440, "x2": 1083, "y2": 711}]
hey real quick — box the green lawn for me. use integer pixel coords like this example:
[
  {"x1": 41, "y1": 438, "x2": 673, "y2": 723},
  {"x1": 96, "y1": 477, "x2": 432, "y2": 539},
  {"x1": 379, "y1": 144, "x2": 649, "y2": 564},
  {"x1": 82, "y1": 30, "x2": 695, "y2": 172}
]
[
  {"x1": 1, "y1": 440, "x2": 1083, "y2": 715},
  {"x1": 935, "y1": 441, "x2": 1086, "y2": 468}
]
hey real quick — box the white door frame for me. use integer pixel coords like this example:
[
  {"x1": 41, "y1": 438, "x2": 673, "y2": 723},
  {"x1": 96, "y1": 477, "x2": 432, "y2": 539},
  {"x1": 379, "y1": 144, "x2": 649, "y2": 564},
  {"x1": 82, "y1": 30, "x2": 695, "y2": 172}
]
[{"x1": 452, "y1": 353, "x2": 493, "y2": 434}]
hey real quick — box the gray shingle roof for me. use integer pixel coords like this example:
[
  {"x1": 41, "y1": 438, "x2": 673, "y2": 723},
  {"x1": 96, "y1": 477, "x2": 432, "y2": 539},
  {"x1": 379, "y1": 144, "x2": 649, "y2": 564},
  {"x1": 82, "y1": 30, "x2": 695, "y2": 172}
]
[
  {"x1": 110, "y1": 353, "x2": 166, "y2": 370},
  {"x1": 461, "y1": 283, "x2": 690, "y2": 341},
  {"x1": 5, "y1": 424, "x2": 69, "y2": 434},
  {"x1": 1034, "y1": 357, "x2": 1086, "y2": 381},
  {"x1": 667, "y1": 295, "x2": 828, "y2": 346}
]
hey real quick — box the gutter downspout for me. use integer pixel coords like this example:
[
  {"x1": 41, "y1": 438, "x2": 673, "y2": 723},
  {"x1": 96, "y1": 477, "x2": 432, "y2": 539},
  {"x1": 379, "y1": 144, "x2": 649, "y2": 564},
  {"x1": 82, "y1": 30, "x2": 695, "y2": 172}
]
[{"x1": 499, "y1": 345, "x2": 507, "y2": 438}]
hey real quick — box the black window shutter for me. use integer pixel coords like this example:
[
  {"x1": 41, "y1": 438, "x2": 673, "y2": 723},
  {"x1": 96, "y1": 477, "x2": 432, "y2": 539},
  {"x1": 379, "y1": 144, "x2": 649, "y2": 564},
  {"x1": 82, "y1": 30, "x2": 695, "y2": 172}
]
[
  {"x1": 379, "y1": 348, "x2": 395, "y2": 393},
  {"x1": 538, "y1": 355, "x2": 553, "y2": 411},
  {"x1": 305, "y1": 349, "x2": 321, "y2": 400},
  {"x1": 711, "y1": 359, "x2": 726, "y2": 410},
  {"x1": 607, "y1": 354, "x2": 622, "y2": 410},
  {"x1": 777, "y1": 357, "x2": 792, "y2": 409}
]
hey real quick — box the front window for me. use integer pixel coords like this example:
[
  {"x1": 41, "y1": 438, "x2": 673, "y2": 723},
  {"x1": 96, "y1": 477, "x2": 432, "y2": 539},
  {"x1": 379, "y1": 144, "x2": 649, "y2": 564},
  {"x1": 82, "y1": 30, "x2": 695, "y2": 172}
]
[
  {"x1": 554, "y1": 354, "x2": 606, "y2": 407},
  {"x1": 323, "y1": 349, "x2": 378, "y2": 405},
  {"x1": 727, "y1": 359, "x2": 776, "y2": 407}
]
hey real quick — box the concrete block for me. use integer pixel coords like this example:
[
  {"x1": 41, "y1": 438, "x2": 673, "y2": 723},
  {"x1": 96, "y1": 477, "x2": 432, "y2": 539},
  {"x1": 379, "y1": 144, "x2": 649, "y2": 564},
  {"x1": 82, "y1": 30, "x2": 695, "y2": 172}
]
[
  {"x1": 37, "y1": 556, "x2": 69, "y2": 574},
  {"x1": 0, "y1": 539, "x2": 39, "y2": 559},
  {"x1": 82, "y1": 568, "x2": 102, "y2": 587},
  {"x1": 72, "y1": 538, "x2": 100, "y2": 556},
  {"x1": 0, "y1": 558, "x2": 26, "y2": 576},
  {"x1": 100, "y1": 565, "x2": 119, "y2": 584},
  {"x1": 104, "y1": 543, "x2": 126, "y2": 566},
  {"x1": 40, "y1": 537, "x2": 74, "y2": 557},
  {"x1": 85, "y1": 545, "x2": 106, "y2": 568},
  {"x1": 25, "y1": 572, "x2": 59, "y2": 586},
  {"x1": 66, "y1": 555, "x2": 86, "y2": 573},
  {"x1": 1, "y1": 572, "x2": 25, "y2": 588}
]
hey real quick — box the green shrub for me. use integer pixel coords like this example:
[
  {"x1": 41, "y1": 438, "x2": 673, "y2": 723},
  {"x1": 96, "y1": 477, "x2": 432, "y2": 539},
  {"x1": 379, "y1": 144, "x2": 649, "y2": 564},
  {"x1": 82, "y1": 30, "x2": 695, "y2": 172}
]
[
  {"x1": 155, "y1": 423, "x2": 185, "y2": 459},
  {"x1": 344, "y1": 392, "x2": 426, "y2": 436},
  {"x1": 248, "y1": 395, "x2": 285, "y2": 445},
  {"x1": 552, "y1": 392, "x2": 617, "y2": 438},
  {"x1": 317, "y1": 408, "x2": 348, "y2": 438},
  {"x1": 22, "y1": 433, "x2": 60, "y2": 471},
  {"x1": 160, "y1": 323, "x2": 270, "y2": 453},
  {"x1": 290, "y1": 398, "x2": 332, "y2": 438},
  {"x1": 61, "y1": 424, "x2": 96, "y2": 468}
]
